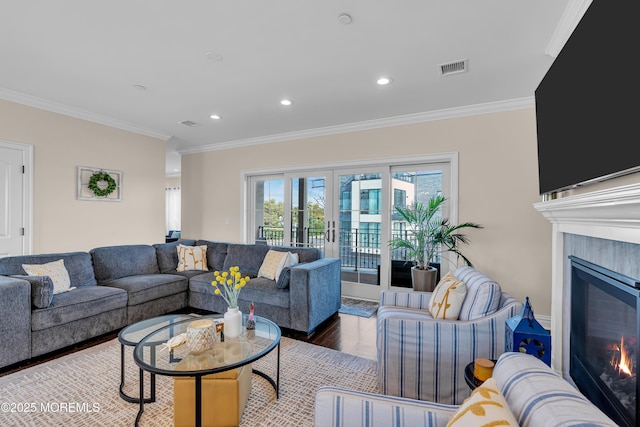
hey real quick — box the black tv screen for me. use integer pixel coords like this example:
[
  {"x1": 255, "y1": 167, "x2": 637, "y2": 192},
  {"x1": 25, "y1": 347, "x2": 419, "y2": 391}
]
[{"x1": 535, "y1": 0, "x2": 639, "y2": 195}]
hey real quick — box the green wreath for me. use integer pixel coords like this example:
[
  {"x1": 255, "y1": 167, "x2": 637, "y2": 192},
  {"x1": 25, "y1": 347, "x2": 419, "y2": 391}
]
[{"x1": 88, "y1": 171, "x2": 117, "y2": 197}]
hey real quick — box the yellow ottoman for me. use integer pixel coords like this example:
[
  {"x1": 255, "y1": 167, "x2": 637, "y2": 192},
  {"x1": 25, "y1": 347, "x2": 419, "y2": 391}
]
[{"x1": 174, "y1": 363, "x2": 252, "y2": 427}]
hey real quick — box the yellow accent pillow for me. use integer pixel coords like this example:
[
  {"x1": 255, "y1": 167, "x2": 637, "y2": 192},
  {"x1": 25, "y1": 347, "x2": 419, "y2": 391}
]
[
  {"x1": 177, "y1": 244, "x2": 209, "y2": 272},
  {"x1": 22, "y1": 259, "x2": 75, "y2": 295},
  {"x1": 429, "y1": 273, "x2": 467, "y2": 319},
  {"x1": 446, "y1": 378, "x2": 518, "y2": 427},
  {"x1": 258, "y1": 250, "x2": 289, "y2": 280}
]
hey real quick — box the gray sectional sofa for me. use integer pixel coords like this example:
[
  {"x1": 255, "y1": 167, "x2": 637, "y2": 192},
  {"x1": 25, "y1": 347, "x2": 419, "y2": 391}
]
[{"x1": 0, "y1": 239, "x2": 341, "y2": 370}]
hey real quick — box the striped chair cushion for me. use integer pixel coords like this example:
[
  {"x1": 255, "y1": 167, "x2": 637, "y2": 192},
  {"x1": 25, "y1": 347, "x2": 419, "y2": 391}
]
[
  {"x1": 314, "y1": 386, "x2": 456, "y2": 427},
  {"x1": 455, "y1": 266, "x2": 501, "y2": 320},
  {"x1": 493, "y1": 352, "x2": 617, "y2": 427},
  {"x1": 380, "y1": 289, "x2": 432, "y2": 310}
]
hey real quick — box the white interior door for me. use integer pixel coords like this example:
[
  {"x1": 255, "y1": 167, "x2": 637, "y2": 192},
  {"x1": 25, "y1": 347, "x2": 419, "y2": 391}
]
[{"x1": 0, "y1": 145, "x2": 26, "y2": 257}]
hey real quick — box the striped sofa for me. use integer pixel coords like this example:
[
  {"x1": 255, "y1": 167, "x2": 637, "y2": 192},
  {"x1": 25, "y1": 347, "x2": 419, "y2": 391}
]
[
  {"x1": 314, "y1": 352, "x2": 617, "y2": 427},
  {"x1": 376, "y1": 266, "x2": 522, "y2": 405}
]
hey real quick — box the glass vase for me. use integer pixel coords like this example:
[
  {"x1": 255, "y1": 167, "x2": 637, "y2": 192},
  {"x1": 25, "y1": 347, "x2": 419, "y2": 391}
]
[{"x1": 224, "y1": 307, "x2": 242, "y2": 338}]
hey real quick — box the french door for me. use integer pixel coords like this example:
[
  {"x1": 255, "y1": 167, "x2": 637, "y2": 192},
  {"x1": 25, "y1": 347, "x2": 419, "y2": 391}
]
[{"x1": 247, "y1": 155, "x2": 454, "y2": 300}]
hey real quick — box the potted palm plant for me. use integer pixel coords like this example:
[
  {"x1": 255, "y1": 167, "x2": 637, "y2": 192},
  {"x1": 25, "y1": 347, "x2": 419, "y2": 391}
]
[{"x1": 388, "y1": 194, "x2": 482, "y2": 291}]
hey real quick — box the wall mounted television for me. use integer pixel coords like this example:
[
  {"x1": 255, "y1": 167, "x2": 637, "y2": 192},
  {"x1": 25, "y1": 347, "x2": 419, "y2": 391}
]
[{"x1": 535, "y1": 0, "x2": 639, "y2": 195}]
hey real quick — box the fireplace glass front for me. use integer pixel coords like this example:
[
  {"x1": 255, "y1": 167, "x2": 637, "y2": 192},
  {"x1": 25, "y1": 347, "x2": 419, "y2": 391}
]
[{"x1": 570, "y1": 256, "x2": 640, "y2": 427}]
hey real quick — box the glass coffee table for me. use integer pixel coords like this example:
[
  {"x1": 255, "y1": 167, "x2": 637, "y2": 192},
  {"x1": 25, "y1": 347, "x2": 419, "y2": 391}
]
[{"x1": 133, "y1": 314, "x2": 281, "y2": 427}]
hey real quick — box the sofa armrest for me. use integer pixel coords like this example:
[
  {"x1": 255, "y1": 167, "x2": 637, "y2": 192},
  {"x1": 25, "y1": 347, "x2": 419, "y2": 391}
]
[
  {"x1": 314, "y1": 386, "x2": 456, "y2": 427},
  {"x1": 380, "y1": 289, "x2": 433, "y2": 310},
  {"x1": 0, "y1": 275, "x2": 31, "y2": 368},
  {"x1": 289, "y1": 258, "x2": 341, "y2": 334},
  {"x1": 376, "y1": 294, "x2": 522, "y2": 404}
]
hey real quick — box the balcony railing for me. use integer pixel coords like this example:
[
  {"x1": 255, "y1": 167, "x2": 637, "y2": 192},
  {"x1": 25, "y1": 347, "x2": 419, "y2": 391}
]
[{"x1": 257, "y1": 226, "x2": 427, "y2": 271}]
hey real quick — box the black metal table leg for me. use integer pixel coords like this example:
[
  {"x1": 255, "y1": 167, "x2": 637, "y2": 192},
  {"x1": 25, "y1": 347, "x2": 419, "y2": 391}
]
[
  {"x1": 195, "y1": 376, "x2": 202, "y2": 427},
  {"x1": 120, "y1": 343, "x2": 155, "y2": 404},
  {"x1": 135, "y1": 368, "x2": 145, "y2": 426}
]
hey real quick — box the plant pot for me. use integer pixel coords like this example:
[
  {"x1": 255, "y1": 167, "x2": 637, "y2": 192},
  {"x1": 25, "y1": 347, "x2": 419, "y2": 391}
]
[{"x1": 411, "y1": 266, "x2": 438, "y2": 292}]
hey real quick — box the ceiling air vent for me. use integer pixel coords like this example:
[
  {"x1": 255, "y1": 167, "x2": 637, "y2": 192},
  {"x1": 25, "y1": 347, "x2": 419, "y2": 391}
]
[
  {"x1": 179, "y1": 120, "x2": 200, "y2": 127},
  {"x1": 439, "y1": 59, "x2": 468, "y2": 76}
]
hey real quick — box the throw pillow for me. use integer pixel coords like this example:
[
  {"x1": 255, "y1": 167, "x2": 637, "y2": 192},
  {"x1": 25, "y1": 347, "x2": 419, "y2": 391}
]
[
  {"x1": 429, "y1": 274, "x2": 467, "y2": 319},
  {"x1": 22, "y1": 259, "x2": 74, "y2": 295},
  {"x1": 258, "y1": 250, "x2": 289, "y2": 281},
  {"x1": 12, "y1": 275, "x2": 54, "y2": 308},
  {"x1": 277, "y1": 266, "x2": 292, "y2": 289},
  {"x1": 176, "y1": 244, "x2": 209, "y2": 272},
  {"x1": 446, "y1": 378, "x2": 518, "y2": 427}
]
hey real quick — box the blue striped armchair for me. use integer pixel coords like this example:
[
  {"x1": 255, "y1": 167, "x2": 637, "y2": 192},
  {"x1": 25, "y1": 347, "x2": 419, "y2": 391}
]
[
  {"x1": 315, "y1": 352, "x2": 617, "y2": 427},
  {"x1": 376, "y1": 266, "x2": 522, "y2": 404}
]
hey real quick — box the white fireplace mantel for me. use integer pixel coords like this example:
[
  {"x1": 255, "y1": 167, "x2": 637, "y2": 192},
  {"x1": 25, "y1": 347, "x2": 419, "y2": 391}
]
[{"x1": 534, "y1": 182, "x2": 640, "y2": 375}]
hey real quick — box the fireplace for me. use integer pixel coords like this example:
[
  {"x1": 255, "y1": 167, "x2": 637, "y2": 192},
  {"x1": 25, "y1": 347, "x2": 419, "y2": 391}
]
[{"x1": 570, "y1": 256, "x2": 640, "y2": 426}]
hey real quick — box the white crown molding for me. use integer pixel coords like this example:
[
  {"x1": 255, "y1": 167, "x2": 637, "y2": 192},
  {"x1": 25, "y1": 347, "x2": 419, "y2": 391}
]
[
  {"x1": 544, "y1": 0, "x2": 592, "y2": 58},
  {"x1": 0, "y1": 88, "x2": 171, "y2": 141},
  {"x1": 179, "y1": 97, "x2": 535, "y2": 155}
]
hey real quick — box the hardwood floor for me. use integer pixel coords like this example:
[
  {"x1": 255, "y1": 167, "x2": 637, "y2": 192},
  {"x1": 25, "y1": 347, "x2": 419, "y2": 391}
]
[{"x1": 0, "y1": 311, "x2": 377, "y2": 377}]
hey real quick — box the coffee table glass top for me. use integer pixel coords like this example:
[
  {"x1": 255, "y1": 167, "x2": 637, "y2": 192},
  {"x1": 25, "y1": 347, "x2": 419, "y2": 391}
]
[{"x1": 134, "y1": 314, "x2": 281, "y2": 376}]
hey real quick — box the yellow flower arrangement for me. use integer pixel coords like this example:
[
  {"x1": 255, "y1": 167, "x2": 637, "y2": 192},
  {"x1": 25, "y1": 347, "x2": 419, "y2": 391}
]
[{"x1": 211, "y1": 266, "x2": 250, "y2": 308}]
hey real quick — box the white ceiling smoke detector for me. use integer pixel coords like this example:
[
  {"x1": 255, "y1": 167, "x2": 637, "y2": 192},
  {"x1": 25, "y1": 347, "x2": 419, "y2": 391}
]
[
  {"x1": 180, "y1": 120, "x2": 200, "y2": 127},
  {"x1": 338, "y1": 13, "x2": 352, "y2": 25}
]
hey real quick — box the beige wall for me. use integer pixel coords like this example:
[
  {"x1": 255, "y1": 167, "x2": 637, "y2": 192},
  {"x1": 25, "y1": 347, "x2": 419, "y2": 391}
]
[
  {"x1": 182, "y1": 108, "x2": 553, "y2": 316},
  {"x1": 0, "y1": 99, "x2": 167, "y2": 253}
]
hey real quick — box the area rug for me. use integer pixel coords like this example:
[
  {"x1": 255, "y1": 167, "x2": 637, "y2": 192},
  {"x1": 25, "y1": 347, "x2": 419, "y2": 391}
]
[
  {"x1": 338, "y1": 297, "x2": 379, "y2": 318},
  {"x1": 0, "y1": 336, "x2": 379, "y2": 426}
]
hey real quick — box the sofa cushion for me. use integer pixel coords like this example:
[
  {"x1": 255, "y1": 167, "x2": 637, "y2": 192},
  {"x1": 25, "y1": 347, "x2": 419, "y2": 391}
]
[
  {"x1": 22, "y1": 259, "x2": 74, "y2": 295},
  {"x1": 91, "y1": 244, "x2": 160, "y2": 282},
  {"x1": 196, "y1": 240, "x2": 229, "y2": 271},
  {"x1": 446, "y1": 378, "x2": 518, "y2": 426},
  {"x1": 12, "y1": 275, "x2": 54, "y2": 308},
  {"x1": 494, "y1": 352, "x2": 617, "y2": 427},
  {"x1": 277, "y1": 267, "x2": 291, "y2": 289},
  {"x1": 189, "y1": 273, "x2": 290, "y2": 309},
  {"x1": 455, "y1": 266, "x2": 501, "y2": 321},
  {"x1": 223, "y1": 244, "x2": 270, "y2": 277},
  {"x1": 177, "y1": 244, "x2": 209, "y2": 272},
  {"x1": 31, "y1": 285, "x2": 128, "y2": 332},
  {"x1": 0, "y1": 252, "x2": 97, "y2": 288},
  {"x1": 270, "y1": 246, "x2": 320, "y2": 264},
  {"x1": 154, "y1": 240, "x2": 197, "y2": 273},
  {"x1": 100, "y1": 274, "x2": 188, "y2": 306}
]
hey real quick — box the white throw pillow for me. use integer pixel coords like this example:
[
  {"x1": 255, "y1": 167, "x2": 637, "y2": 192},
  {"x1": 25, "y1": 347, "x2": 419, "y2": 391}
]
[
  {"x1": 258, "y1": 250, "x2": 289, "y2": 280},
  {"x1": 22, "y1": 259, "x2": 75, "y2": 295},
  {"x1": 429, "y1": 272, "x2": 467, "y2": 319},
  {"x1": 176, "y1": 244, "x2": 209, "y2": 272}
]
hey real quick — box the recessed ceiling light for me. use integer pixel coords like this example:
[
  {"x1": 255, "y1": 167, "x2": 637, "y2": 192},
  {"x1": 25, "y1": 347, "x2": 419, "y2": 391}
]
[
  {"x1": 280, "y1": 99, "x2": 293, "y2": 106},
  {"x1": 210, "y1": 114, "x2": 222, "y2": 120},
  {"x1": 376, "y1": 77, "x2": 393, "y2": 85}
]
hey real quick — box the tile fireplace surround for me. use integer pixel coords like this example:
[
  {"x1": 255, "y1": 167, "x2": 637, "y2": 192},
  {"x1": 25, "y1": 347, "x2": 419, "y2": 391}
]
[{"x1": 534, "y1": 182, "x2": 640, "y2": 378}]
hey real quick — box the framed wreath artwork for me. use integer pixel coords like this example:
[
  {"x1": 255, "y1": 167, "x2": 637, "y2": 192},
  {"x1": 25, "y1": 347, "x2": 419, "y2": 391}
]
[{"x1": 77, "y1": 167, "x2": 122, "y2": 201}]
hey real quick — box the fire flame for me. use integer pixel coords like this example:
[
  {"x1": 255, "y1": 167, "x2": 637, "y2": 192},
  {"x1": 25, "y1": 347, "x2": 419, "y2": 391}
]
[{"x1": 610, "y1": 336, "x2": 634, "y2": 377}]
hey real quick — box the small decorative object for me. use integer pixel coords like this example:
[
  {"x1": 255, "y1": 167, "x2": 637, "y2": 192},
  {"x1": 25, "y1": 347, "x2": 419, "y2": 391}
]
[
  {"x1": 186, "y1": 319, "x2": 216, "y2": 354},
  {"x1": 473, "y1": 358, "x2": 495, "y2": 382},
  {"x1": 160, "y1": 332, "x2": 187, "y2": 352},
  {"x1": 212, "y1": 266, "x2": 249, "y2": 338},
  {"x1": 246, "y1": 301, "x2": 255, "y2": 330},
  {"x1": 505, "y1": 297, "x2": 552, "y2": 366}
]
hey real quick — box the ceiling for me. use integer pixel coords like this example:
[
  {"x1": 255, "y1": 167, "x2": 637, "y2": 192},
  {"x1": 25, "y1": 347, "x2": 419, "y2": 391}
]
[{"x1": 0, "y1": 1, "x2": 588, "y2": 175}]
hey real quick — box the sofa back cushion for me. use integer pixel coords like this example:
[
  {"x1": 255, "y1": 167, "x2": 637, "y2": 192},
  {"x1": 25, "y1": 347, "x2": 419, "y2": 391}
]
[
  {"x1": 90, "y1": 244, "x2": 160, "y2": 282},
  {"x1": 154, "y1": 240, "x2": 197, "y2": 273},
  {"x1": 195, "y1": 240, "x2": 229, "y2": 271},
  {"x1": 455, "y1": 266, "x2": 501, "y2": 320},
  {"x1": 0, "y1": 252, "x2": 97, "y2": 287},
  {"x1": 223, "y1": 244, "x2": 270, "y2": 277},
  {"x1": 270, "y1": 246, "x2": 321, "y2": 263},
  {"x1": 494, "y1": 352, "x2": 617, "y2": 427}
]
